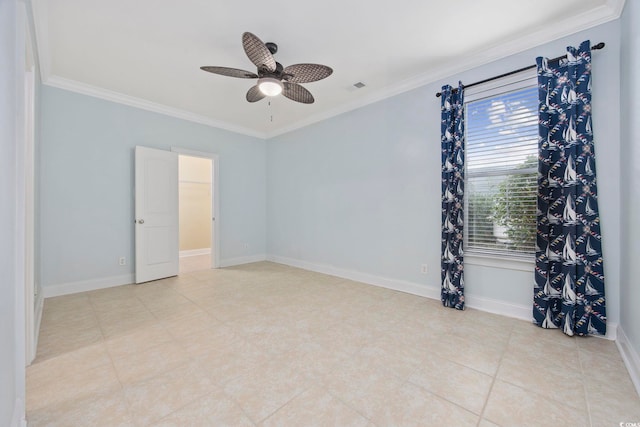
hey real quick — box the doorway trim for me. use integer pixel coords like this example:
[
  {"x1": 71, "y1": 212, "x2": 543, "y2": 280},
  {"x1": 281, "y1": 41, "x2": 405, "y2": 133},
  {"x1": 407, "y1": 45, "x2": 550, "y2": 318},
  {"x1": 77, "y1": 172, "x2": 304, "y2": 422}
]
[
  {"x1": 22, "y1": 0, "x2": 37, "y2": 366},
  {"x1": 171, "y1": 147, "x2": 220, "y2": 269}
]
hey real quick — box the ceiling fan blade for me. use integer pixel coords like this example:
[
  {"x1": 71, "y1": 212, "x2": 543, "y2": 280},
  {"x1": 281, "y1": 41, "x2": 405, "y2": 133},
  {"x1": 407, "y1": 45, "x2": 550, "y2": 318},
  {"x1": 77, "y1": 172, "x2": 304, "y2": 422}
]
[
  {"x1": 283, "y1": 82, "x2": 314, "y2": 104},
  {"x1": 246, "y1": 85, "x2": 266, "y2": 103},
  {"x1": 200, "y1": 66, "x2": 258, "y2": 79},
  {"x1": 242, "y1": 32, "x2": 276, "y2": 72},
  {"x1": 283, "y1": 64, "x2": 333, "y2": 83}
]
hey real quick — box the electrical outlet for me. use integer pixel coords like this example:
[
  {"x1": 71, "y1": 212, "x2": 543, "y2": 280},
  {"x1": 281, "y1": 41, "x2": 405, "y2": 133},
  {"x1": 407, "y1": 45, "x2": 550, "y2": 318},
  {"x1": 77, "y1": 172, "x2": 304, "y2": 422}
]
[
  {"x1": 421, "y1": 264, "x2": 428, "y2": 274},
  {"x1": 119, "y1": 257, "x2": 126, "y2": 266}
]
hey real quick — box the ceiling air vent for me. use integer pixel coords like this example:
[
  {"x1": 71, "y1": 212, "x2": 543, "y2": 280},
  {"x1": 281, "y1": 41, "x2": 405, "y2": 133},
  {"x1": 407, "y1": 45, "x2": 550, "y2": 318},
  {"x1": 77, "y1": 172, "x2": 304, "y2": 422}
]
[{"x1": 353, "y1": 82, "x2": 366, "y2": 89}]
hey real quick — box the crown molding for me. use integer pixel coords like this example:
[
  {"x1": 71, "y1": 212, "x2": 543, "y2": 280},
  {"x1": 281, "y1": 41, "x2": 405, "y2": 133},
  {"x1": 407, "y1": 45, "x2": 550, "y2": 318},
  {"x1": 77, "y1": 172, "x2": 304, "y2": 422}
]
[
  {"x1": 606, "y1": 0, "x2": 627, "y2": 18},
  {"x1": 266, "y1": 0, "x2": 624, "y2": 138},
  {"x1": 43, "y1": 75, "x2": 267, "y2": 139},
  {"x1": 31, "y1": 0, "x2": 624, "y2": 140},
  {"x1": 32, "y1": 0, "x2": 265, "y2": 138}
]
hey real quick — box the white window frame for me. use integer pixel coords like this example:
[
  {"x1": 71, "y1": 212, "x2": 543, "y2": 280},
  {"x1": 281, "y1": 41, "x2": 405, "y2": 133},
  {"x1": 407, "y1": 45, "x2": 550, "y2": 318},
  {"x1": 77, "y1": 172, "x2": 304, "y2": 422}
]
[{"x1": 463, "y1": 69, "x2": 537, "y2": 271}]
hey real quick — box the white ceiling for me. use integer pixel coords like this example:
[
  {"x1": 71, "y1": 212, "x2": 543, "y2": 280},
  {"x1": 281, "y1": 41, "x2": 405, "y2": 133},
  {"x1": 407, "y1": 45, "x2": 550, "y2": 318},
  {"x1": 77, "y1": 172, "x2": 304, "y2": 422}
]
[{"x1": 31, "y1": 0, "x2": 623, "y2": 138}]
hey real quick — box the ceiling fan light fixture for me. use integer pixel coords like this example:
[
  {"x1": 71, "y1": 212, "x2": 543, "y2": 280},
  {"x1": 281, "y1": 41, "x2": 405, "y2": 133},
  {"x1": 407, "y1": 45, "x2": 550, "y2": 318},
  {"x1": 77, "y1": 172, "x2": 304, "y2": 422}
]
[{"x1": 258, "y1": 77, "x2": 283, "y2": 96}]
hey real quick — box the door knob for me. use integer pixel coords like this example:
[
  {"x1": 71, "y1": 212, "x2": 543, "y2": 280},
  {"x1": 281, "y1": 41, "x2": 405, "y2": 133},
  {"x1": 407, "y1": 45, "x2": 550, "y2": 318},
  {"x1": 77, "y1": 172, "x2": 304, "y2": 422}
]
[{"x1": 137, "y1": 219, "x2": 145, "y2": 224}]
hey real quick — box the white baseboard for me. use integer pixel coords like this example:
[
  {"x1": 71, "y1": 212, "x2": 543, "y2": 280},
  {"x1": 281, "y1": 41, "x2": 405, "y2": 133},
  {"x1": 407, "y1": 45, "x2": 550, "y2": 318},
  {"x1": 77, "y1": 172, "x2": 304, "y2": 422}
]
[
  {"x1": 219, "y1": 254, "x2": 267, "y2": 268},
  {"x1": 179, "y1": 248, "x2": 211, "y2": 258},
  {"x1": 602, "y1": 322, "x2": 618, "y2": 341},
  {"x1": 266, "y1": 255, "x2": 619, "y2": 334},
  {"x1": 42, "y1": 274, "x2": 135, "y2": 298},
  {"x1": 267, "y1": 255, "x2": 440, "y2": 300},
  {"x1": 11, "y1": 398, "x2": 26, "y2": 427},
  {"x1": 463, "y1": 294, "x2": 531, "y2": 321},
  {"x1": 40, "y1": 254, "x2": 267, "y2": 297},
  {"x1": 32, "y1": 289, "x2": 44, "y2": 363},
  {"x1": 616, "y1": 325, "x2": 640, "y2": 397}
]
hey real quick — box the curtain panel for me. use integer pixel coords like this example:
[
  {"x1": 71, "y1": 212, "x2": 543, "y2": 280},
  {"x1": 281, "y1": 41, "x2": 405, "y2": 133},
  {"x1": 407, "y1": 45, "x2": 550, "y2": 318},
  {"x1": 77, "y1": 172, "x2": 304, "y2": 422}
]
[
  {"x1": 533, "y1": 40, "x2": 606, "y2": 336},
  {"x1": 441, "y1": 82, "x2": 465, "y2": 310}
]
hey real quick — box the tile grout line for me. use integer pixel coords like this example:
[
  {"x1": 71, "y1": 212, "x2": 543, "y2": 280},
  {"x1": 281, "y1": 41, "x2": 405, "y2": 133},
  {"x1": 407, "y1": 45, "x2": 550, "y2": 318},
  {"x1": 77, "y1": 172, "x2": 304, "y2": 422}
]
[
  {"x1": 323, "y1": 381, "x2": 379, "y2": 425},
  {"x1": 91, "y1": 284, "x2": 218, "y2": 425},
  {"x1": 85, "y1": 293, "x2": 138, "y2": 425},
  {"x1": 394, "y1": 301, "x2": 490, "y2": 423},
  {"x1": 577, "y1": 343, "x2": 594, "y2": 427},
  {"x1": 404, "y1": 371, "x2": 489, "y2": 422},
  {"x1": 253, "y1": 384, "x2": 314, "y2": 426},
  {"x1": 476, "y1": 322, "x2": 515, "y2": 426},
  {"x1": 100, "y1": 277, "x2": 240, "y2": 426}
]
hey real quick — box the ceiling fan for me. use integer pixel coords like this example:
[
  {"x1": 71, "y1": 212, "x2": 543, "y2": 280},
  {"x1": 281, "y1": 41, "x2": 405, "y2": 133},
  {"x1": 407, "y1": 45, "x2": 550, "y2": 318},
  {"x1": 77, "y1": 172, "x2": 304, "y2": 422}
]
[{"x1": 200, "y1": 32, "x2": 333, "y2": 104}]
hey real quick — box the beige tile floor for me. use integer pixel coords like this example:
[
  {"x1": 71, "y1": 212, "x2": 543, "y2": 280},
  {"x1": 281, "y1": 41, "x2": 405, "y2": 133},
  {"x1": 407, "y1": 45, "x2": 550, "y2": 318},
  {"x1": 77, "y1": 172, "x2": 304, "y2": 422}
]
[
  {"x1": 28, "y1": 262, "x2": 640, "y2": 426},
  {"x1": 179, "y1": 254, "x2": 212, "y2": 274}
]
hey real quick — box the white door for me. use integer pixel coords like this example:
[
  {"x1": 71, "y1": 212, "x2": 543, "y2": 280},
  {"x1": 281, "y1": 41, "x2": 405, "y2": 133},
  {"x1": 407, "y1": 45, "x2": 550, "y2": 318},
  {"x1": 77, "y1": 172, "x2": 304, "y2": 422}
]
[{"x1": 135, "y1": 146, "x2": 179, "y2": 283}]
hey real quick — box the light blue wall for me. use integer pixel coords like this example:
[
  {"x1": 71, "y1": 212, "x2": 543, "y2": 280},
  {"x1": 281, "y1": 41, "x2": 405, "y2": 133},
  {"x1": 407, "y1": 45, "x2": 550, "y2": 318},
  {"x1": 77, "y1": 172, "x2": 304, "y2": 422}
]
[
  {"x1": 39, "y1": 86, "x2": 267, "y2": 288},
  {"x1": 267, "y1": 88, "x2": 439, "y2": 283},
  {"x1": 0, "y1": 0, "x2": 26, "y2": 423},
  {"x1": 620, "y1": 0, "x2": 640, "y2": 360},
  {"x1": 0, "y1": 0, "x2": 19, "y2": 423},
  {"x1": 267, "y1": 20, "x2": 622, "y2": 323}
]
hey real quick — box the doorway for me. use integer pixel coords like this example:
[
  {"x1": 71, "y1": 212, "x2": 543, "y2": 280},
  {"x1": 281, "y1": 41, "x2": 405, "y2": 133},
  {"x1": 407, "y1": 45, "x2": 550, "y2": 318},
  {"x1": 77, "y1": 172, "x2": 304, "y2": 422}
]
[{"x1": 175, "y1": 150, "x2": 219, "y2": 273}]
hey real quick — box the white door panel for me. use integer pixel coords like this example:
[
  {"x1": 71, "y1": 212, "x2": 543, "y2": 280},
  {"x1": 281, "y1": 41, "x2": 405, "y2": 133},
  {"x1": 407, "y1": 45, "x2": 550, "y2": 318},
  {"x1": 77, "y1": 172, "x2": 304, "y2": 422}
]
[{"x1": 135, "y1": 146, "x2": 179, "y2": 283}]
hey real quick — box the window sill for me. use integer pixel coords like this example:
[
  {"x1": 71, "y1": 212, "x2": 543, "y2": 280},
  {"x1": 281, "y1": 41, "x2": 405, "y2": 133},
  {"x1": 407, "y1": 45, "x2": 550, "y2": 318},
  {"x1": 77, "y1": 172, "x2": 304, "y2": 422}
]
[{"x1": 465, "y1": 253, "x2": 534, "y2": 272}]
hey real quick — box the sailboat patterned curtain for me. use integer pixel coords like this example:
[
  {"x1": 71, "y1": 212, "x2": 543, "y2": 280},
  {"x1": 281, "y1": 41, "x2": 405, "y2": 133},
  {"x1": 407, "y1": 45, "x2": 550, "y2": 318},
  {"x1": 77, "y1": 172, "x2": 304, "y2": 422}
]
[
  {"x1": 533, "y1": 40, "x2": 606, "y2": 336},
  {"x1": 441, "y1": 82, "x2": 465, "y2": 310}
]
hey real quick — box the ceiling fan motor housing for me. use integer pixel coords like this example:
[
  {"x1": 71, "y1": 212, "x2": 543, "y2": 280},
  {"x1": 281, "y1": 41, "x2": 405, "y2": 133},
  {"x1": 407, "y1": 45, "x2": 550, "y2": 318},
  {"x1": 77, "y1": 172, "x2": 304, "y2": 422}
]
[
  {"x1": 259, "y1": 62, "x2": 285, "y2": 79},
  {"x1": 265, "y1": 42, "x2": 278, "y2": 55}
]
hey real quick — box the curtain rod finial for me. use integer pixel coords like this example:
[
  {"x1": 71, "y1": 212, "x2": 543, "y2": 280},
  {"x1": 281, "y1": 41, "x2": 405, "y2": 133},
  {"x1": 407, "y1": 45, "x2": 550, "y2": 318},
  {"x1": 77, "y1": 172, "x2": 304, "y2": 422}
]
[{"x1": 436, "y1": 87, "x2": 460, "y2": 98}]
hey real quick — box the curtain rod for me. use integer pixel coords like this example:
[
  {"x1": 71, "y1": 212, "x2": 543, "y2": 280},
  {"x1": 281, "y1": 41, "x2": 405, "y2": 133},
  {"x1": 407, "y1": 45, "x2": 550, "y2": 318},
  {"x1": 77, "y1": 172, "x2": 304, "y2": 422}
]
[{"x1": 435, "y1": 42, "x2": 605, "y2": 98}]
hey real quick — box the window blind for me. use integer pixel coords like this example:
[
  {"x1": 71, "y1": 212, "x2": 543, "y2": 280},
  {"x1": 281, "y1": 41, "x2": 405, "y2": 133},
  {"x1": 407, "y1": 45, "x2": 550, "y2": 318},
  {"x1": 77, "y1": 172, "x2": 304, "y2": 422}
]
[{"x1": 465, "y1": 86, "x2": 538, "y2": 257}]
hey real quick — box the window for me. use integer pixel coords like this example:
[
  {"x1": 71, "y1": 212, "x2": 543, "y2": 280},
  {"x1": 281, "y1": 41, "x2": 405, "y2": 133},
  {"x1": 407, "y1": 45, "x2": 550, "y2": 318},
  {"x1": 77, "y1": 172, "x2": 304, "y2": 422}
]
[{"x1": 464, "y1": 74, "x2": 538, "y2": 259}]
